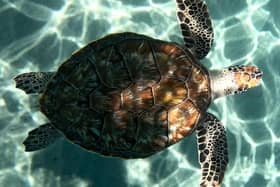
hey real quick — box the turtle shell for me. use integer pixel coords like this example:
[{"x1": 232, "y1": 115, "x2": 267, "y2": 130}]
[{"x1": 40, "y1": 32, "x2": 211, "y2": 158}]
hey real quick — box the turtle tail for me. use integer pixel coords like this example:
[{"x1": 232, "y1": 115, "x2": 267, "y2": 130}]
[{"x1": 14, "y1": 72, "x2": 54, "y2": 94}]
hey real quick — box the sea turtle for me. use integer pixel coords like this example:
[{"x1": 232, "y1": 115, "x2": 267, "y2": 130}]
[{"x1": 14, "y1": 0, "x2": 262, "y2": 186}]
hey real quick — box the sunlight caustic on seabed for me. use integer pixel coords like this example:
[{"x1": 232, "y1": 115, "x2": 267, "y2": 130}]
[{"x1": 0, "y1": 0, "x2": 280, "y2": 187}]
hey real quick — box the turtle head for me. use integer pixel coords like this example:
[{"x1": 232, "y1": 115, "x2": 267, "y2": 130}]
[{"x1": 209, "y1": 65, "x2": 262, "y2": 100}]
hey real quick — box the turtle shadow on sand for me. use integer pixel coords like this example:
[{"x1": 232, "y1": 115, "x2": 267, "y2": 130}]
[{"x1": 29, "y1": 140, "x2": 127, "y2": 187}]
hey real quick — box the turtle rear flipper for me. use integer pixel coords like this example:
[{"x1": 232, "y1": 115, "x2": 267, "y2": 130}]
[
  {"x1": 14, "y1": 72, "x2": 54, "y2": 94},
  {"x1": 176, "y1": 0, "x2": 214, "y2": 59},
  {"x1": 23, "y1": 123, "x2": 62, "y2": 152},
  {"x1": 196, "y1": 113, "x2": 228, "y2": 187}
]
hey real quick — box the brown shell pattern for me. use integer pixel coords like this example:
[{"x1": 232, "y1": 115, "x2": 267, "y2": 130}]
[{"x1": 40, "y1": 32, "x2": 211, "y2": 158}]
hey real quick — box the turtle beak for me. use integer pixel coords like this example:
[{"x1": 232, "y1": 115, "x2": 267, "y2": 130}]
[
  {"x1": 233, "y1": 65, "x2": 262, "y2": 90},
  {"x1": 209, "y1": 65, "x2": 263, "y2": 100}
]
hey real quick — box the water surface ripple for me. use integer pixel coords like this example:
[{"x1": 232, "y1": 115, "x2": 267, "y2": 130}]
[{"x1": 0, "y1": 0, "x2": 279, "y2": 187}]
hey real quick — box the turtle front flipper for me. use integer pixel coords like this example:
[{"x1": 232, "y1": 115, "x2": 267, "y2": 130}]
[
  {"x1": 23, "y1": 123, "x2": 62, "y2": 152},
  {"x1": 176, "y1": 0, "x2": 214, "y2": 59},
  {"x1": 14, "y1": 72, "x2": 54, "y2": 94},
  {"x1": 196, "y1": 113, "x2": 228, "y2": 187}
]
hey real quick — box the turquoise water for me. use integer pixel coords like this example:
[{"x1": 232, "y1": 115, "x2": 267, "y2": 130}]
[{"x1": 0, "y1": 0, "x2": 278, "y2": 186}]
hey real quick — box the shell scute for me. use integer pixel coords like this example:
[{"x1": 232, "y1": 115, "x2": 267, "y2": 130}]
[
  {"x1": 99, "y1": 111, "x2": 136, "y2": 150},
  {"x1": 89, "y1": 87, "x2": 121, "y2": 113},
  {"x1": 168, "y1": 99, "x2": 200, "y2": 144},
  {"x1": 154, "y1": 43, "x2": 193, "y2": 81},
  {"x1": 153, "y1": 78, "x2": 187, "y2": 107},
  {"x1": 134, "y1": 106, "x2": 169, "y2": 154},
  {"x1": 117, "y1": 39, "x2": 161, "y2": 85},
  {"x1": 121, "y1": 83, "x2": 154, "y2": 113},
  {"x1": 89, "y1": 45, "x2": 132, "y2": 89}
]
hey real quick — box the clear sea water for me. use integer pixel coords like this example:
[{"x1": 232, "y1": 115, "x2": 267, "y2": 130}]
[{"x1": 0, "y1": 0, "x2": 279, "y2": 187}]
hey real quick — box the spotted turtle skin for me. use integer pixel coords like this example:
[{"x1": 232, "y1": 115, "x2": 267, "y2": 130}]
[{"x1": 40, "y1": 32, "x2": 211, "y2": 158}]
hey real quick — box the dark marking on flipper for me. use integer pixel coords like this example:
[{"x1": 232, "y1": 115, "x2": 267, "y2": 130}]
[
  {"x1": 176, "y1": 0, "x2": 214, "y2": 59},
  {"x1": 14, "y1": 72, "x2": 54, "y2": 94},
  {"x1": 196, "y1": 113, "x2": 228, "y2": 187},
  {"x1": 23, "y1": 123, "x2": 62, "y2": 152}
]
